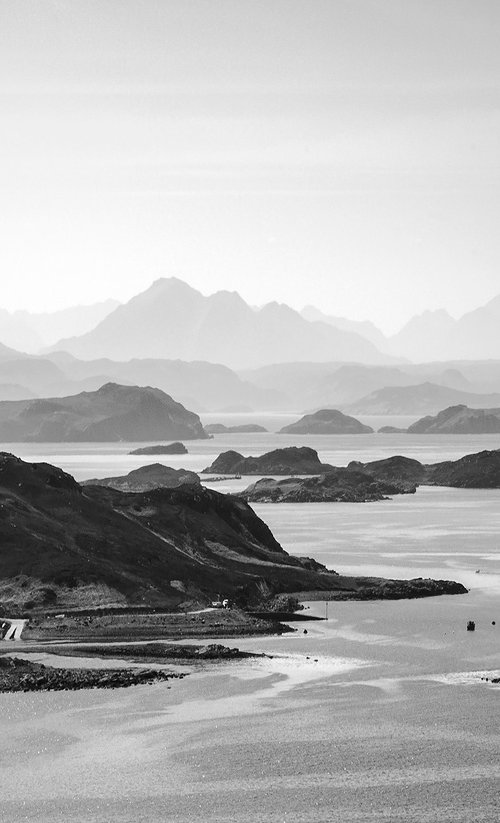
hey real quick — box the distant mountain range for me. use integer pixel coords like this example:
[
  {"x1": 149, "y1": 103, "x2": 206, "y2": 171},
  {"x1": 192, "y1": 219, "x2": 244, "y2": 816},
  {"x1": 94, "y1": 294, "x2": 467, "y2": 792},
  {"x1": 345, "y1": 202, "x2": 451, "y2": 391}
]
[
  {"x1": 2, "y1": 279, "x2": 500, "y2": 365},
  {"x1": 345, "y1": 383, "x2": 500, "y2": 416},
  {"x1": 3, "y1": 340, "x2": 500, "y2": 415},
  {"x1": 0, "y1": 300, "x2": 119, "y2": 353},
  {"x1": 48, "y1": 278, "x2": 395, "y2": 368},
  {"x1": 302, "y1": 293, "x2": 500, "y2": 362}
]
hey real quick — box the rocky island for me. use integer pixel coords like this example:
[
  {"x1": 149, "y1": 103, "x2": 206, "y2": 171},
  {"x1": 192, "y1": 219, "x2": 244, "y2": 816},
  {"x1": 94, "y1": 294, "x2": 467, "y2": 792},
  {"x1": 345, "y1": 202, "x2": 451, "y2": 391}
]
[
  {"x1": 279, "y1": 408, "x2": 373, "y2": 434},
  {"x1": 0, "y1": 383, "x2": 208, "y2": 442},
  {"x1": 349, "y1": 448, "x2": 500, "y2": 489},
  {"x1": 129, "y1": 442, "x2": 188, "y2": 455},
  {"x1": 239, "y1": 448, "x2": 500, "y2": 500},
  {"x1": 239, "y1": 468, "x2": 415, "y2": 503},
  {"x1": 202, "y1": 446, "x2": 333, "y2": 475}
]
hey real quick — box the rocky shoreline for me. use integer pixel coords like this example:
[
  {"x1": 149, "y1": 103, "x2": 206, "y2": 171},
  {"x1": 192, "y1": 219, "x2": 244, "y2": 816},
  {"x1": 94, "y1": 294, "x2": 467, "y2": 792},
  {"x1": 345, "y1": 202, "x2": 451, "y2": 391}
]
[
  {"x1": 18, "y1": 642, "x2": 263, "y2": 664},
  {"x1": 0, "y1": 641, "x2": 265, "y2": 693},
  {"x1": 0, "y1": 654, "x2": 185, "y2": 693}
]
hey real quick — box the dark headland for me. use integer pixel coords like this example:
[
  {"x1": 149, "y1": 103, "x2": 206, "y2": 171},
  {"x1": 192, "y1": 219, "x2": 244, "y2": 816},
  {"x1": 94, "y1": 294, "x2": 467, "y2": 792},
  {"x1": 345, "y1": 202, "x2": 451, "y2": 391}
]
[{"x1": 0, "y1": 453, "x2": 466, "y2": 633}]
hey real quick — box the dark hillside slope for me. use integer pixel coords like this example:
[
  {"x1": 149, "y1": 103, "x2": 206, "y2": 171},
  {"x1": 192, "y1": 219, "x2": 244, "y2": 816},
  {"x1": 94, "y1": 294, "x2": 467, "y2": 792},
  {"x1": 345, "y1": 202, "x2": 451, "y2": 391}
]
[
  {"x1": 0, "y1": 454, "x2": 465, "y2": 611},
  {"x1": 0, "y1": 453, "x2": 340, "y2": 610}
]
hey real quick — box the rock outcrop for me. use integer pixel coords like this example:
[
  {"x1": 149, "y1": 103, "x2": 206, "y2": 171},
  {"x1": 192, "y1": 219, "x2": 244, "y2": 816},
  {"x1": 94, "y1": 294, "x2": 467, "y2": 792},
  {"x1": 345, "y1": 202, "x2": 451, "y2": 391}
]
[
  {"x1": 239, "y1": 468, "x2": 413, "y2": 503},
  {"x1": 0, "y1": 383, "x2": 208, "y2": 442},
  {"x1": 279, "y1": 408, "x2": 373, "y2": 435},
  {"x1": 202, "y1": 446, "x2": 333, "y2": 475},
  {"x1": 347, "y1": 456, "x2": 425, "y2": 492},
  {"x1": 348, "y1": 449, "x2": 500, "y2": 489},
  {"x1": 426, "y1": 449, "x2": 500, "y2": 488}
]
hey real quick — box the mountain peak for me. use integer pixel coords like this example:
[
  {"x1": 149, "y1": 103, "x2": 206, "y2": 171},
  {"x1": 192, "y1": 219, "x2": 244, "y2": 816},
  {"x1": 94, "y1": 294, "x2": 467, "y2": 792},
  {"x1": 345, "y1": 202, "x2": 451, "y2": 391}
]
[
  {"x1": 148, "y1": 277, "x2": 200, "y2": 294},
  {"x1": 48, "y1": 278, "x2": 395, "y2": 368}
]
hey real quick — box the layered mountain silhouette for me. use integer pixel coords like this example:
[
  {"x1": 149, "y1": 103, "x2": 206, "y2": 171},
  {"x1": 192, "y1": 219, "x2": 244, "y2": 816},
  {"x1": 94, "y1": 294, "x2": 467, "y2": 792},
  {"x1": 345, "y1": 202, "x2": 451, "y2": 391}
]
[
  {"x1": 301, "y1": 305, "x2": 387, "y2": 349},
  {"x1": 346, "y1": 383, "x2": 500, "y2": 416},
  {"x1": 0, "y1": 300, "x2": 119, "y2": 353},
  {"x1": 388, "y1": 296, "x2": 500, "y2": 361},
  {"x1": 4, "y1": 280, "x2": 500, "y2": 366},
  {"x1": 49, "y1": 278, "x2": 394, "y2": 368},
  {"x1": 302, "y1": 293, "x2": 500, "y2": 362}
]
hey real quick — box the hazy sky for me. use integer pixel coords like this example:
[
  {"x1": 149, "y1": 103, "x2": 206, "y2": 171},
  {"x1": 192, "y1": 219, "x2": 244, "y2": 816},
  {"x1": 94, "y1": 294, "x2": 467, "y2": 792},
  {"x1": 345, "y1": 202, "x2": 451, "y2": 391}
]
[{"x1": 1, "y1": 0, "x2": 499, "y2": 332}]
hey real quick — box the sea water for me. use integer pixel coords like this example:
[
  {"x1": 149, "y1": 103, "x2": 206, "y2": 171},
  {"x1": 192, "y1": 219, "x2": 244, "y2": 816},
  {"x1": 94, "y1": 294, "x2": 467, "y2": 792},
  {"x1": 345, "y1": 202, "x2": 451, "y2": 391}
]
[{"x1": 1, "y1": 427, "x2": 499, "y2": 821}]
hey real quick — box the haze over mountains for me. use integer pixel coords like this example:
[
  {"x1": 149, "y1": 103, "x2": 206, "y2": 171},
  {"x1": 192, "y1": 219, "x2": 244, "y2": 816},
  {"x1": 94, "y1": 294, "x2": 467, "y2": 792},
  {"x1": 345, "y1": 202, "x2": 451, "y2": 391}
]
[
  {"x1": 302, "y1": 294, "x2": 500, "y2": 362},
  {"x1": 50, "y1": 278, "x2": 391, "y2": 368},
  {"x1": 2, "y1": 278, "x2": 500, "y2": 415},
  {"x1": 2, "y1": 278, "x2": 500, "y2": 367},
  {"x1": 0, "y1": 300, "x2": 119, "y2": 353}
]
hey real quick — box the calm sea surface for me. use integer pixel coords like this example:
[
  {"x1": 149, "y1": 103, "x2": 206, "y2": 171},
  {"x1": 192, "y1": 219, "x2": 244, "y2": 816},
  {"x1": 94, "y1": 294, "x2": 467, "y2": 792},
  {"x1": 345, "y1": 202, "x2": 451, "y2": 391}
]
[{"x1": 1, "y1": 424, "x2": 499, "y2": 822}]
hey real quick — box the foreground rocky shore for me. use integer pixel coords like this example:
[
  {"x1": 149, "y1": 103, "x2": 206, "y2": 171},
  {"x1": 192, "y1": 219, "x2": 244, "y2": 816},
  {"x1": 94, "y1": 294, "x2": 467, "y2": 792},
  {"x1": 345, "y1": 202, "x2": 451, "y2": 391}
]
[{"x1": 0, "y1": 642, "x2": 264, "y2": 693}]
